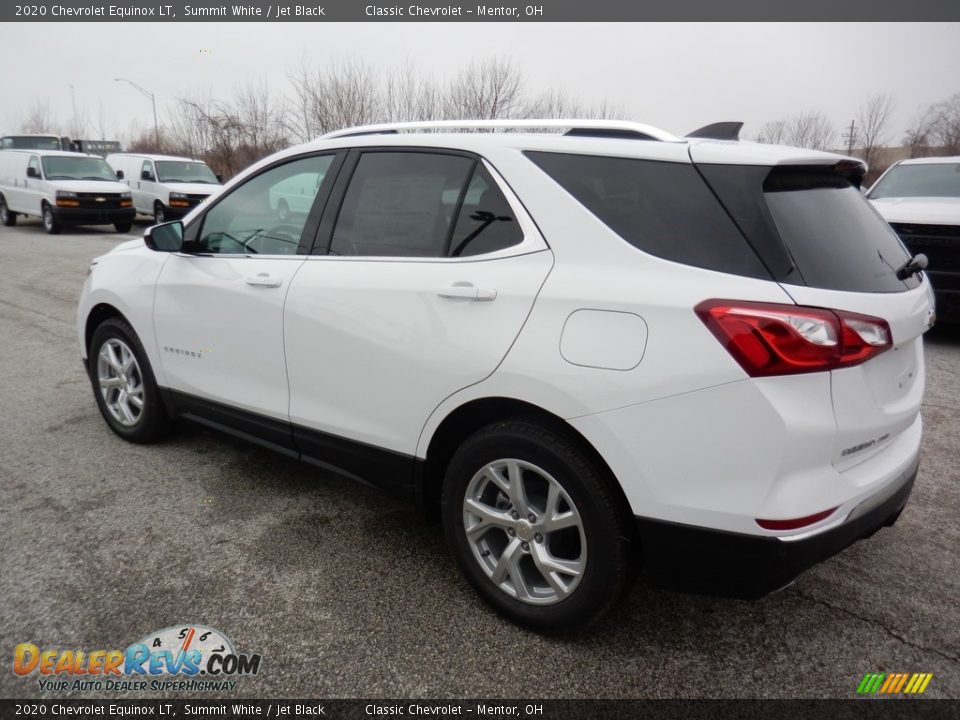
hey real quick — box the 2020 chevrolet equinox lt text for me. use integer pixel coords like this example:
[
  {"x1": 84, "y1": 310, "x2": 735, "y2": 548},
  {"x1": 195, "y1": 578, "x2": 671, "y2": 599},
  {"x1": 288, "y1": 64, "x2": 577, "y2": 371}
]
[{"x1": 77, "y1": 120, "x2": 934, "y2": 630}]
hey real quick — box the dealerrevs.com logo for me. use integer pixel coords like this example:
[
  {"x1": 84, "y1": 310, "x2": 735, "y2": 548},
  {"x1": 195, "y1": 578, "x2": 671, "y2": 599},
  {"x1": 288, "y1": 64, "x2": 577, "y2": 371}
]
[{"x1": 13, "y1": 625, "x2": 262, "y2": 693}]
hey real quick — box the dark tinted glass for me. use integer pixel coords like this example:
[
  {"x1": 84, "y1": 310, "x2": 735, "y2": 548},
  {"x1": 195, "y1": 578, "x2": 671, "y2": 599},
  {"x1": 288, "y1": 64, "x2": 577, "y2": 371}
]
[
  {"x1": 331, "y1": 152, "x2": 475, "y2": 257},
  {"x1": 526, "y1": 152, "x2": 769, "y2": 278},
  {"x1": 763, "y1": 168, "x2": 918, "y2": 292},
  {"x1": 448, "y1": 165, "x2": 524, "y2": 257}
]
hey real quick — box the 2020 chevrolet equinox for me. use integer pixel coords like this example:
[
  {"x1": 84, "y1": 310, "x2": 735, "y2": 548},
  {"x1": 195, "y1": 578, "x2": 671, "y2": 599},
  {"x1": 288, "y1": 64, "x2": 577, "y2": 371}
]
[{"x1": 78, "y1": 120, "x2": 934, "y2": 629}]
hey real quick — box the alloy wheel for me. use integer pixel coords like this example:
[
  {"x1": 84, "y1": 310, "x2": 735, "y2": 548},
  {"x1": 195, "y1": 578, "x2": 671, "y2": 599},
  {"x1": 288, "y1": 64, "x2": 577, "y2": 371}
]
[
  {"x1": 462, "y1": 458, "x2": 587, "y2": 605},
  {"x1": 97, "y1": 338, "x2": 145, "y2": 427}
]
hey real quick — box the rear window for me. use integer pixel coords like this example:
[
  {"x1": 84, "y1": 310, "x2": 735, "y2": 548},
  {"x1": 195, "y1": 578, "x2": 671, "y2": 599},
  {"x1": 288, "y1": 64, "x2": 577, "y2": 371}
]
[
  {"x1": 763, "y1": 168, "x2": 918, "y2": 292},
  {"x1": 526, "y1": 152, "x2": 769, "y2": 279},
  {"x1": 699, "y1": 164, "x2": 919, "y2": 293}
]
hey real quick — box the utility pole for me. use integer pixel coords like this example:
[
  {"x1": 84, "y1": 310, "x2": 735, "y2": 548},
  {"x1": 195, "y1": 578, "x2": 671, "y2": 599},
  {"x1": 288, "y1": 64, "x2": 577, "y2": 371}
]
[
  {"x1": 115, "y1": 77, "x2": 160, "y2": 150},
  {"x1": 842, "y1": 119, "x2": 858, "y2": 155}
]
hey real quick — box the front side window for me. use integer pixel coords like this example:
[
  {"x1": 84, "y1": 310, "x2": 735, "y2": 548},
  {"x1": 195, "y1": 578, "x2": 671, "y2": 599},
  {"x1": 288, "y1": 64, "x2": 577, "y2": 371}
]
[
  {"x1": 41, "y1": 156, "x2": 116, "y2": 181},
  {"x1": 155, "y1": 161, "x2": 219, "y2": 185},
  {"x1": 197, "y1": 154, "x2": 334, "y2": 256},
  {"x1": 869, "y1": 162, "x2": 960, "y2": 200},
  {"x1": 141, "y1": 160, "x2": 155, "y2": 180},
  {"x1": 28, "y1": 156, "x2": 41, "y2": 177}
]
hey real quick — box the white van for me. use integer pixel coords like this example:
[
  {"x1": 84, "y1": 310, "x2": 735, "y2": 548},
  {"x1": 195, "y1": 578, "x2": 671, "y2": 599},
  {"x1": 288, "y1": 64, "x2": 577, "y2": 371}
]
[
  {"x1": 106, "y1": 153, "x2": 222, "y2": 223},
  {"x1": 0, "y1": 149, "x2": 135, "y2": 234}
]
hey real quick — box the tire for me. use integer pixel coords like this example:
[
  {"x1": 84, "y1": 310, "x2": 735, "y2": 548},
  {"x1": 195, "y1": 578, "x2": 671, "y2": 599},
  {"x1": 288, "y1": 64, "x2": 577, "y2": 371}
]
[
  {"x1": 154, "y1": 202, "x2": 166, "y2": 224},
  {"x1": 277, "y1": 199, "x2": 290, "y2": 223},
  {"x1": 42, "y1": 204, "x2": 60, "y2": 234},
  {"x1": 0, "y1": 196, "x2": 16, "y2": 226},
  {"x1": 441, "y1": 420, "x2": 635, "y2": 631},
  {"x1": 88, "y1": 318, "x2": 173, "y2": 443},
  {"x1": 114, "y1": 222, "x2": 133, "y2": 233}
]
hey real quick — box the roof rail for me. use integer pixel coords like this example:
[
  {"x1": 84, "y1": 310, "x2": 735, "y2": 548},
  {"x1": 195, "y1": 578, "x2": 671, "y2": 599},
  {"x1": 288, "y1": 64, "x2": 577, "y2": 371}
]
[{"x1": 322, "y1": 119, "x2": 683, "y2": 143}]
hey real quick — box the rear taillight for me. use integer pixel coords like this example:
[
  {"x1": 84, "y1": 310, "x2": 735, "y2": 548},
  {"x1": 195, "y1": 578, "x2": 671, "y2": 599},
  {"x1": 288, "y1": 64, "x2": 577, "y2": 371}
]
[{"x1": 695, "y1": 300, "x2": 892, "y2": 377}]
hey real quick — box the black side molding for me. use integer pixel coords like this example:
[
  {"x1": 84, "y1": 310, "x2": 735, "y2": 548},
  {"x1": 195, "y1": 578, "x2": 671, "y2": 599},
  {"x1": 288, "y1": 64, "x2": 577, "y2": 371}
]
[
  {"x1": 686, "y1": 122, "x2": 743, "y2": 141},
  {"x1": 164, "y1": 388, "x2": 417, "y2": 501}
]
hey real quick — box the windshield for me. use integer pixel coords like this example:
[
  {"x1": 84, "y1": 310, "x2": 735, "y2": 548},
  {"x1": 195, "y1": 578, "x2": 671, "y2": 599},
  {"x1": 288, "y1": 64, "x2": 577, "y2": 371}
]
[
  {"x1": 41, "y1": 156, "x2": 118, "y2": 181},
  {"x1": 2, "y1": 136, "x2": 62, "y2": 150},
  {"x1": 869, "y1": 162, "x2": 960, "y2": 199},
  {"x1": 155, "y1": 161, "x2": 218, "y2": 184}
]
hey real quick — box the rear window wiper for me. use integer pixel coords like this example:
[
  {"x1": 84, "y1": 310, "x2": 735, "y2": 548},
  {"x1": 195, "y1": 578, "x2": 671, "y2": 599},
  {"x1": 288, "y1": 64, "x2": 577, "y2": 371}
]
[{"x1": 896, "y1": 253, "x2": 928, "y2": 280}]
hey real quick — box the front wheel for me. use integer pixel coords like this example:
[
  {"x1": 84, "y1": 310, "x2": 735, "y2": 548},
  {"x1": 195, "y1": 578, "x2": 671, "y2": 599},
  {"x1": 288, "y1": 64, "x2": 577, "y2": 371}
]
[
  {"x1": 88, "y1": 318, "x2": 173, "y2": 443},
  {"x1": 154, "y1": 202, "x2": 166, "y2": 224},
  {"x1": 0, "y1": 196, "x2": 16, "y2": 226},
  {"x1": 442, "y1": 420, "x2": 635, "y2": 631},
  {"x1": 42, "y1": 204, "x2": 60, "y2": 234}
]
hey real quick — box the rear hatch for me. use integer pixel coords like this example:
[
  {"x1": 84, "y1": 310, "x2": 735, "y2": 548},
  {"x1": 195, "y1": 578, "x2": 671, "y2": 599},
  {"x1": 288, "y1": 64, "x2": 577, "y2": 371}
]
[{"x1": 692, "y1": 149, "x2": 935, "y2": 470}]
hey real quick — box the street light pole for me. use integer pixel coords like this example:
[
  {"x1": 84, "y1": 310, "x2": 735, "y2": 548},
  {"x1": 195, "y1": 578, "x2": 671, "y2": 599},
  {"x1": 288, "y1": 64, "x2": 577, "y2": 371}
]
[{"x1": 114, "y1": 77, "x2": 159, "y2": 149}]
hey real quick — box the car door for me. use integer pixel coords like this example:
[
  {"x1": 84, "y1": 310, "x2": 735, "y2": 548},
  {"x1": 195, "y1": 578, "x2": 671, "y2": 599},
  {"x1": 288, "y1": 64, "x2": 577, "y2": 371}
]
[
  {"x1": 135, "y1": 159, "x2": 156, "y2": 213},
  {"x1": 153, "y1": 152, "x2": 343, "y2": 451},
  {"x1": 23, "y1": 155, "x2": 43, "y2": 214},
  {"x1": 284, "y1": 149, "x2": 553, "y2": 481}
]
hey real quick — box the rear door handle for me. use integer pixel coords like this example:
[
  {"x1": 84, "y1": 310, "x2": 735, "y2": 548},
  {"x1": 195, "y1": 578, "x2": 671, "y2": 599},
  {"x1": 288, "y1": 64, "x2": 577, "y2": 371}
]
[
  {"x1": 245, "y1": 273, "x2": 282, "y2": 288},
  {"x1": 437, "y1": 283, "x2": 497, "y2": 302}
]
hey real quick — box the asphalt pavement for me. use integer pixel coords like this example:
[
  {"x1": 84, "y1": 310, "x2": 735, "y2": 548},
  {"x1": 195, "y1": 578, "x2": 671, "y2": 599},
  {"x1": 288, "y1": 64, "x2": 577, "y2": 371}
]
[{"x1": 0, "y1": 217, "x2": 957, "y2": 699}]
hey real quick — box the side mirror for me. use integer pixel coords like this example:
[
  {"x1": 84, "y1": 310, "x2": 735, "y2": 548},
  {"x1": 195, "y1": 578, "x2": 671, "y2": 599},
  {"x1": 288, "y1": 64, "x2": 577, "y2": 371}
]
[
  {"x1": 216, "y1": 174, "x2": 223, "y2": 183},
  {"x1": 26, "y1": 167, "x2": 39, "y2": 179},
  {"x1": 116, "y1": 170, "x2": 125, "y2": 180},
  {"x1": 141, "y1": 170, "x2": 154, "y2": 181},
  {"x1": 144, "y1": 221, "x2": 184, "y2": 252}
]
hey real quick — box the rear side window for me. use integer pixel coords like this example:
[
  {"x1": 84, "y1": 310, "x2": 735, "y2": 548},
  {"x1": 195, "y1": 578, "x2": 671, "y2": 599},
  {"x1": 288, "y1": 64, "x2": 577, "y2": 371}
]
[
  {"x1": 448, "y1": 165, "x2": 524, "y2": 257},
  {"x1": 331, "y1": 152, "x2": 474, "y2": 258},
  {"x1": 526, "y1": 152, "x2": 769, "y2": 279}
]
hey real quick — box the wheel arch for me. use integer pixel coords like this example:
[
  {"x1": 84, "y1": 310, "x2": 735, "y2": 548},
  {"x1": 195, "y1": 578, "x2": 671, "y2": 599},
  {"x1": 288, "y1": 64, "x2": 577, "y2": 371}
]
[
  {"x1": 418, "y1": 396, "x2": 634, "y2": 533},
  {"x1": 84, "y1": 302, "x2": 133, "y2": 358}
]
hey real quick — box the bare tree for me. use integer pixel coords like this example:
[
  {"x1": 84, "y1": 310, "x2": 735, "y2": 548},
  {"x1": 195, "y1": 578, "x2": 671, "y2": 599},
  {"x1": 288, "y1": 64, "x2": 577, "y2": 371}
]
[
  {"x1": 755, "y1": 119, "x2": 786, "y2": 144},
  {"x1": 288, "y1": 59, "x2": 381, "y2": 139},
  {"x1": 927, "y1": 92, "x2": 960, "y2": 155},
  {"x1": 382, "y1": 61, "x2": 442, "y2": 122},
  {"x1": 19, "y1": 99, "x2": 58, "y2": 133},
  {"x1": 445, "y1": 57, "x2": 525, "y2": 119},
  {"x1": 856, "y1": 92, "x2": 896, "y2": 169},
  {"x1": 903, "y1": 108, "x2": 933, "y2": 158},
  {"x1": 785, "y1": 111, "x2": 834, "y2": 150}
]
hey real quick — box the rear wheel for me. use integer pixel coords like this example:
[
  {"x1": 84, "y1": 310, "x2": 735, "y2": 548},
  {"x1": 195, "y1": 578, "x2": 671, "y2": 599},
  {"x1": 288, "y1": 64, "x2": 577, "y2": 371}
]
[
  {"x1": 88, "y1": 318, "x2": 173, "y2": 443},
  {"x1": 0, "y1": 196, "x2": 16, "y2": 226},
  {"x1": 442, "y1": 420, "x2": 635, "y2": 631},
  {"x1": 42, "y1": 204, "x2": 60, "y2": 234},
  {"x1": 154, "y1": 202, "x2": 166, "y2": 224}
]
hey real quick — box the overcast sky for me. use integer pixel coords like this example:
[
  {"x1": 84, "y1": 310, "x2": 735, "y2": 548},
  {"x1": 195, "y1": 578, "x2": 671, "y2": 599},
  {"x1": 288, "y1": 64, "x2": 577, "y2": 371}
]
[{"x1": 1, "y1": 22, "x2": 958, "y2": 145}]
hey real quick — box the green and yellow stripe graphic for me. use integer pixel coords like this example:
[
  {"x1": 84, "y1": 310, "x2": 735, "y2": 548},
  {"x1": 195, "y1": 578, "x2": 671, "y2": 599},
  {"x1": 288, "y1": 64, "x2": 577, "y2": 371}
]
[{"x1": 857, "y1": 672, "x2": 933, "y2": 695}]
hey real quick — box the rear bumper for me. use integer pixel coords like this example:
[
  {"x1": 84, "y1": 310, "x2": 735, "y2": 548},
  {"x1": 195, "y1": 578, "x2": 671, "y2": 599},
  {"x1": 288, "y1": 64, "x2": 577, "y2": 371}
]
[
  {"x1": 53, "y1": 207, "x2": 136, "y2": 225},
  {"x1": 635, "y1": 453, "x2": 919, "y2": 599}
]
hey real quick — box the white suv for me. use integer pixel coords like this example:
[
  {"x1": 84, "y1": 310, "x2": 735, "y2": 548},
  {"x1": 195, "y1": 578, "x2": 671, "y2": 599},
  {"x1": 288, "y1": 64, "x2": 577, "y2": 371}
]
[{"x1": 77, "y1": 120, "x2": 934, "y2": 629}]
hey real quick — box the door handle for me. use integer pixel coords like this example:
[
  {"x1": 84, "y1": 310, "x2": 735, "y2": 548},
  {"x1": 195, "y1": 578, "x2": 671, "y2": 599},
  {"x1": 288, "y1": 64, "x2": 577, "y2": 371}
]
[
  {"x1": 437, "y1": 283, "x2": 497, "y2": 302},
  {"x1": 245, "y1": 273, "x2": 282, "y2": 288}
]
